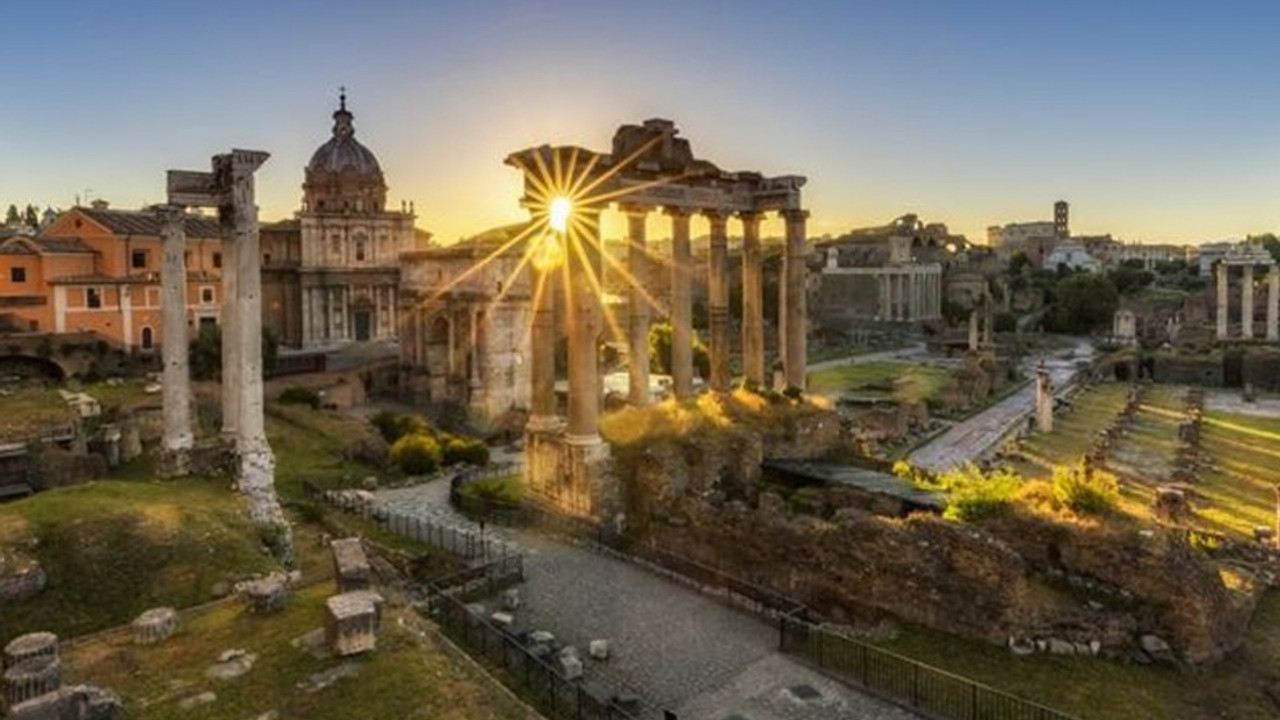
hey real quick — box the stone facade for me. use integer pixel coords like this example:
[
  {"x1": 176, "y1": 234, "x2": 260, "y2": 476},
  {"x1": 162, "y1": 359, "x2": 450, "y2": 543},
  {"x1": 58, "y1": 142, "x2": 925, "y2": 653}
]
[
  {"x1": 398, "y1": 226, "x2": 533, "y2": 425},
  {"x1": 261, "y1": 94, "x2": 427, "y2": 350}
]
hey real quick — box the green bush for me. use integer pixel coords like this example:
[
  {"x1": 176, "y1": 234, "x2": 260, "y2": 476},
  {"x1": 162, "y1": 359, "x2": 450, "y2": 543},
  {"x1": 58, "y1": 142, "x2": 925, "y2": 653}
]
[
  {"x1": 441, "y1": 434, "x2": 490, "y2": 467},
  {"x1": 926, "y1": 463, "x2": 1022, "y2": 522},
  {"x1": 278, "y1": 386, "x2": 321, "y2": 409},
  {"x1": 390, "y1": 432, "x2": 442, "y2": 475},
  {"x1": 372, "y1": 411, "x2": 431, "y2": 444},
  {"x1": 1052, "y1": 463, "x2": 1120, "y2": 515},
  {"x1": 458, "y1": 475, "x2": 523, "y2": 507}
]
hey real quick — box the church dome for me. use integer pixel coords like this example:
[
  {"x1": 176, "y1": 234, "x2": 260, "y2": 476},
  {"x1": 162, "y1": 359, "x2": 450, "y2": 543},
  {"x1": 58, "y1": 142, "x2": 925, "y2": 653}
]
[{"x1": 302, "y1": 93, "x2": 388, "y2": 214}]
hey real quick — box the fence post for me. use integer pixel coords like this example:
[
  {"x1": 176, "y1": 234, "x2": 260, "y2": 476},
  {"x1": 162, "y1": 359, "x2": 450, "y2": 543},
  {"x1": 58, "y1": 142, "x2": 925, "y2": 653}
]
[
  {"x1": 912, "y1": 663, "x2": 919, "y2": 707},
  {"x1": 970, "y1": 683, "x2": 978, "y2": 720}
]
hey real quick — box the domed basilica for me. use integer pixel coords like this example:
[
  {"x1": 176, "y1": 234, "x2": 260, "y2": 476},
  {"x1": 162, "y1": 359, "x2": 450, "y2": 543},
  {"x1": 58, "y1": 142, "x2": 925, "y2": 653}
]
[{"x1": 261, "y1": 93, "x2": 426, "y2": 350}]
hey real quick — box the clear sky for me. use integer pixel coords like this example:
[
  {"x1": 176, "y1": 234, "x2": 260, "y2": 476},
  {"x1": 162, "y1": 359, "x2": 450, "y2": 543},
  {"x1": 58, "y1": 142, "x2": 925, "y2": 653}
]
[{"x1": 2, "y1": 0, "x2": 1277, "y2": 244}]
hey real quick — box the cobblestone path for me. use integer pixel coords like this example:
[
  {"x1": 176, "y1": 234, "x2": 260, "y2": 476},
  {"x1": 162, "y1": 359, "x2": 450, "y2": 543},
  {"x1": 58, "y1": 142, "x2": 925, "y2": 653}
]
[{"x1": 375, "y1": 482, "x2": 920, "y2": 720}]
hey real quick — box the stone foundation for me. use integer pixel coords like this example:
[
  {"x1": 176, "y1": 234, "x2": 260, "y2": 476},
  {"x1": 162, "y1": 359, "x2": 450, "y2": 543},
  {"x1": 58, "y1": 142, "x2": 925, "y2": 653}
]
[{"x1": 524, "y1": 427, "x2": 617, "y2": 520}]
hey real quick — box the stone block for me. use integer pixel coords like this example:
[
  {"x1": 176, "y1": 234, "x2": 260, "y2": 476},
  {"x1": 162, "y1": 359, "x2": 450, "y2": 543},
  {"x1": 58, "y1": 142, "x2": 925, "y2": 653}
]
[
  {"x1": 501, "y1": 588, "x2": 521, "y2": 611},
  {"x1": 3, "y1": 633, "x2": 57, "y2": 670},
  {"x1": 178, "y1": 691, "x2": 216, "y2": 710},
  {"x1": 490, "y1": 612, "x2": 514, "y2": 628},
  {"x1": 588, "y1": 639, "x2": 610, "y2": 661},
  {"x1": 1046, "y1": 638, "x2": 1074, "y2": 655},
  {"x1": 242, "y1": 574, "x2": 291, "y2": 614},
  {"x1": 556, "y1": 647, "x2": 583, "y2": 681},
  {"x1": 132, "y1": 607, "x2": 178, "y2": 645},
  {"x1": 325, "y1": 592, "x2": 379, "y2": 657},
  {"x1": 6, "y1": 684, "x2": 120, "y2": 720},
  {"x1": 4, "y1": 656, "x2": 61, "y2": 707},
  {"x1": 329, "y1": 538, "x2": 372, "y2": 593}
]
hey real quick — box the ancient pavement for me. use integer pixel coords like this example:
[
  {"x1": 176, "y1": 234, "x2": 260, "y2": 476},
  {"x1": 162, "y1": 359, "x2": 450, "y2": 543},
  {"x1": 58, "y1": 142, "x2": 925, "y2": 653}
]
[
  {"x1": 1203, "y1": 389, "x2": 1280, "y2": 419},
  {"x1": 376, "y1": 481, "x2": 920, "y2": 720},
  {"x1": 906, "y1": 338, "x2": 1095, "y2": 473}
]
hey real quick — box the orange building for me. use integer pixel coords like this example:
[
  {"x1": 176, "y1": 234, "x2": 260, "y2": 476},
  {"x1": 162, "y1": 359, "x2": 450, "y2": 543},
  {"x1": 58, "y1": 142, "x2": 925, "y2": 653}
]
[{"x1": 0, "y1": 202, "x2": 224, "y2": 351}]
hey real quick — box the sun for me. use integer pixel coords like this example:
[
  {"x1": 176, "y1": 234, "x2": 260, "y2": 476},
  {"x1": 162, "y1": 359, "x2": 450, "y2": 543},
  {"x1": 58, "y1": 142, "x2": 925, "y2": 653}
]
[{"x1": 549, "y1": 197, "x2": 572, "y2": 233}]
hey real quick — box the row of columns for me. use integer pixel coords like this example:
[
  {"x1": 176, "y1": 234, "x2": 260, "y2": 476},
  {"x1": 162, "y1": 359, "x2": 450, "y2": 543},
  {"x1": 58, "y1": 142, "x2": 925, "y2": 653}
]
[
  {"x1": 874, "y1": 267, "x2": 943, "y2": 322},
  {"x1": 528, "y1": 205, "x2": 808, "y2": 444},
  {"x1": 1215, "y1": 263, "x2": 1280, "y2": 341}
]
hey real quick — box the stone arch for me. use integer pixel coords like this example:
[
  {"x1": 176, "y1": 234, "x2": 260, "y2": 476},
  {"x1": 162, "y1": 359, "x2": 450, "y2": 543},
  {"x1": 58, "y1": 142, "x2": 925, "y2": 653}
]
[{"x1": 0, "y1": 354, "x2": 66, "y2": 383}]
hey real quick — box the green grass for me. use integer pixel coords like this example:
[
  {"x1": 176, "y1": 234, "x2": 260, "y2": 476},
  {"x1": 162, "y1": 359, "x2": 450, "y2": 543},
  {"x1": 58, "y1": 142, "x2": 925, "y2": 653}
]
[
  {"x1": 266, "y1": 403, "x2": 383, "y2": 499},
  {"x1": 0, "y1": 387, "x2": 74, "y2": 441},
  {"x1": 63, "y1": 584, "x2": 541, "y2": 720},
  {"x1": 1017, "y1": 384, "x2": 1130, "y2": 473},
  {"x1": 1196, "y1": 411, "x2": 1280, "y2": 539},
  {"x1": 0, "y1": 478, "x2": 276, "y2": 642},
  {"x1": 806, "y1": 361, "x2": 954, "y2": 404}
]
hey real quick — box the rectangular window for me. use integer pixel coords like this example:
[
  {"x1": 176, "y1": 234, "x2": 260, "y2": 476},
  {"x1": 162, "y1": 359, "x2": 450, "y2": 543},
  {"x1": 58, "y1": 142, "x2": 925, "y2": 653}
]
[
  {"x1": 212, "y1": 252, "x2": 222, "y2": 269},
  {"x1": 200, "y1": 287, "x2": 215, "y2": 304},
  {"x1": 10, "y1": 267, "x2": 25, "y2": 283},
  {"x1": 131, "y1": 250, "x2": 147, "y2": 269},
  {"x1": 86, "y1": 287, "x2": 102, "y2": 309}
]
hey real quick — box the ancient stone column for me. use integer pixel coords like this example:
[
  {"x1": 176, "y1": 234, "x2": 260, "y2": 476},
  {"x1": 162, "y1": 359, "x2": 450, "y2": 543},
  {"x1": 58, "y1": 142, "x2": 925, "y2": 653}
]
[
  {"x1": 909, "y1": 270, "x2": 920, "y2": 321},
  {"x1": 220, "y1": 150, "x2": 291, "y2": 562},
  {"x1": 1268, "y1": 265, "x2": 1279, "y2": 342},
  {"x1": 666, "y1": 208, "x2": 694, "y2": 398},
  {"x1": 567, "y1": 210, "x2": 603, "y2": 442},
  {"x1": 1217, "y1": 262, "x2": 1230, "y2": 340},
  {"x1": 982, "y1": 293, "x2": 994, "y2": 346},
  {"x1": 219, "y1": 220, "x2": 240, "y2": 439},
  {"x1": 706, "y1": 211, "x2": 730, "y2": 392},
  {"x1": 528, "y1": 264, "x2": 558, "y2": 429},
  {"x1": 1035, "y1": 365, "x2": 1054, "y2": 433},
  {"x1": 740, "y1": 211, "x2": 765, "y2": 386},
  {"x1": 968, "y1": 310, "x2": 979, "y2": 351},
  {"x1": 878, "y1": 274, "x2": 890, "y2": 321},
  {"x1": 1242, "y1": 265, "x2": 1255, "y2": 340},
  {"x1": 781, "y1": 210, "x2": 809, "y2": 390},
  {"x1": 157, "y1": 205, "x2": 193, "y2": 477},
  {"x1": 622, "y1": 205, "x2": 650, "y2": 405}
]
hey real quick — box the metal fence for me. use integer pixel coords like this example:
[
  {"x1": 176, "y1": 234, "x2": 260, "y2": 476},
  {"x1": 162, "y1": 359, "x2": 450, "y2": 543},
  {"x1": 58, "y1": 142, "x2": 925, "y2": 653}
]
[
  {"x1": 306, "y1": 480, "x2": 514, "y2": 562},
  {"x1": 780, "y1": 615, "x2": 1080, "y2": 720},
  {"x1": 429, "y1": 585, "x2": 639, "y2": 720}
]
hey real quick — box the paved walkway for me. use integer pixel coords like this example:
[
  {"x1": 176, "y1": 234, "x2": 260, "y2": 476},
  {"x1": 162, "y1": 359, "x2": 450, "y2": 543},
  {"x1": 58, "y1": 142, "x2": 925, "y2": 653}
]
[
  {"x1": 1204, "y1": 390, "x2": 1280, "y2": 419},
  {"x1": 907, "y1": 339, "x2": 1095, "y2": 473},
  {"x1": 806, "y1": 343, "x2": 930, "y2": 374},
  {"x1": 375, "y1": 482, "x2": 919, "y2": 720}
]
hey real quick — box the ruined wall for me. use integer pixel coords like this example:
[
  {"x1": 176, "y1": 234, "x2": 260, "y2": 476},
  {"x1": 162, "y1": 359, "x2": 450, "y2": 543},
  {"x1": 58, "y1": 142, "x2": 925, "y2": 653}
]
[{"x1": 623, "y1": 428, "x2": 1257, "y2": 666}]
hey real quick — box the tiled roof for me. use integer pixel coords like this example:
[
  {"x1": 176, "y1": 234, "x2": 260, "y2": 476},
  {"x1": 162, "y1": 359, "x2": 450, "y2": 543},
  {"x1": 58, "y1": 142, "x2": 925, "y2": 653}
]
[
  {"x1": 0, "y1": 239, "x2": 36, "y2": 255},
  {"x1": 32, "y1": 237, "x2": 95, "y2": 254},
  {"x1": 77, "y1": 207, "x2": 222, "y2": 239}
]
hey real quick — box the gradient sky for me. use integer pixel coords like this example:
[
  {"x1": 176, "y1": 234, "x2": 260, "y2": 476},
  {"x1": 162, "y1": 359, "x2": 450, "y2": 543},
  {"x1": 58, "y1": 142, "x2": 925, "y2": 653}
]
[{"x1": 2, "y1": 0, "x2": 1277, "y2": 245}]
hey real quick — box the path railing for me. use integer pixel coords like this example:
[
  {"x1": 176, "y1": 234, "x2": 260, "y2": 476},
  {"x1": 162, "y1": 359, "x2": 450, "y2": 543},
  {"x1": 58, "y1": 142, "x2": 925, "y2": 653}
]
[
  {"x1": 779, "y1": 615, "x2": 1079, "y2": 720},
  {"x1": 428, "y1": 586, "x2": 638, "y2": 720},
  {"x1": 447, "y1": 484, "x2": 1083, "y2": 720}
]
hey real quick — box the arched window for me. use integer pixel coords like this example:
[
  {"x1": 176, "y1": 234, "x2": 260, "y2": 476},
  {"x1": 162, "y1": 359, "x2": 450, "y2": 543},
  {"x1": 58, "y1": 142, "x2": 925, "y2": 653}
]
[
  {"x1": 141, "y1": 326, "x2": 154, "y2": 350},
  {"x1": 356, "y1": 240, "x2": 366, "y2": 262}
]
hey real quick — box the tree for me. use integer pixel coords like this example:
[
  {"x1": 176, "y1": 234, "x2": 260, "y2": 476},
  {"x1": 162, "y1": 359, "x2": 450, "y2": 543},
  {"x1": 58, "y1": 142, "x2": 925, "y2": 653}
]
[
  {"x1": 22, "y1": 205, "x2": 38, "y2": 229},
  {"x1": 188, "y1": 324, "x2": 280, "y2": 380},
  {"x1": 1248, "y1": 233, "x2": 1280, "y2": 263},
  {"x1": 4, "y1": 205, "x2": 18, "y2": 226},
  {"x1": 648, "y1": 321, "x2": 711, "y2": 381},
  {"x1": 1107, "y1": 265, "x2": 1155, "y2": 295},
  {"x1": 1045, "y1": 273, "x2": 1119, "y2": 334},
  {"x1": 1008, "y1": 251, "x2": 1032, "y2": 276}
]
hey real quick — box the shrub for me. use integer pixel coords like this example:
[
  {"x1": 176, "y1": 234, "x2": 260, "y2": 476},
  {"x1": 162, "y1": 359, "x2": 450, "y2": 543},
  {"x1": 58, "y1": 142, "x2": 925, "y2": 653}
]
[
  {"x1": 278, "y1": 386, "x2": 320, "y2": 409},
  {"x1": 458, "y1": 475, "x2": 523, "y2": 506},
  {"x1": 929, "y1": 464, "x2": 1022, "y2": 522},
  {"x1": 441, "y1": 435, "x2": 490, "y2": 467},
  {"x1": 372, "y1": 411, "x2": 431, "y2": 444},
  {"x1": 1051, "y1": 463, "x2": 1120, "y2": 515},
  {"x1": 390, "y1": 432, "x2": 442, "y2": 475}
]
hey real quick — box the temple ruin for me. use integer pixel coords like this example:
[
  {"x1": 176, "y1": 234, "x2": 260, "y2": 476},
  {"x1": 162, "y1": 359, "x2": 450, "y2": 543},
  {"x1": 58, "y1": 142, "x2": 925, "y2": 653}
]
[
  {"x1": 1214, "y1": 243, "x2": 1279, "y2": 342},
  {"x1": 510, "y1": 119, "x2": 807, "y2": 519},
  {"x1": 162, "y1": 150, "x2": 291, "y2": 559}
]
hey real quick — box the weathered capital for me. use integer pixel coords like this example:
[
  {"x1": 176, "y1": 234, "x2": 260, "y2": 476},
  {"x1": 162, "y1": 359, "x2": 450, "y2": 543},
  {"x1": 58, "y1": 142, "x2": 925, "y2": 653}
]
[
  {"x1": 780, "y1": 209, "x2": 810, "y2": 222},
  {"x1": 152, "y1": 204, "x2": 185, "y2": 224},
  {"x1": 663, "y1": 206, "x2": 693, "y2": 219},
  {"x1": 617, "y1": 203, "x2": 650, "y2": 218}
]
